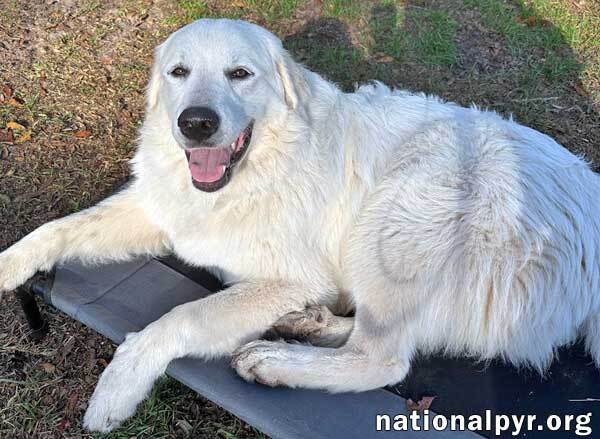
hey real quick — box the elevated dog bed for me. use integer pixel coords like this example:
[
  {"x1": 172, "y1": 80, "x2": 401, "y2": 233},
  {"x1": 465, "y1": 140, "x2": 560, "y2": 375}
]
[{"x1": 18, "y1": 258, "x2": 599, "y2": 438}]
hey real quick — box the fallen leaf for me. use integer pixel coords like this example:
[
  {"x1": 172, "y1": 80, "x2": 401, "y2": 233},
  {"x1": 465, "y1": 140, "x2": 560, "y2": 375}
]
[
  {"x1": 73, "y1": 129, "x2": 92, "y2": 138},
  {"x1": 523, "y1": 16, "x2": 537, "y2": 27},
  {"x1": 136, "y1": 13, "x2": 149, "y2": 26},
  {"x1": 65, "y1": 393, "x2": 79, "y2": 414},
  {"x1": 6, "y1": 121, "x2": 25, "y2": 131},
  {"x1": 56, "y1": 418, "x2": 71, "y2": 433},
  {"x1": 2, "y1": 84, "x2": 13, "y2": 99},
  {"x1": 0, "y1": 129, "x2": 14, "y2": 144},
  {"x1": 6, "y1": 122, "x2": 31, "y2": 144},
  {"x1": 373, "y1": 52, "x2": 394, "y2": 63},
  {"x1": 573, "y1": 81, "x2": 588, "y2": 97},
  {"x1": 16, "y1": 130, "x2": 31, "y2": 143},
  {"x1": 7, "y1": 97, "x2": 23, "y2": 107},
  {"x1": 97, "y1": 358, "x2": 109, "y2": 368},
  {"x1": 41, "y1": 362, "x2": 57, "y2": 373},
  {"x1": 39, "y1": 78, "x2": 48, "y2": 96},
  {"x1": 406, "y1": 396, "x2": 436, "y2": 412}
]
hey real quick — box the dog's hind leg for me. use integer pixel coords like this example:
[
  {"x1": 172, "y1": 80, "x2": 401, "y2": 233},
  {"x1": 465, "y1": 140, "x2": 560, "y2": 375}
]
[
  {"x1": 233, "y1": 258, "x2": 421, "y2": 392},
  {"x1": 267, "y1": 305, "x2": 354, "y2": 348},
  {"x1": 0, "y1": 187, "x2": 169, "y2": 294},
  {"x1": 232, "y1": 169, "x2": 459, "y2": 392},
  {"x1": 232, "y1": 289, "x2": 415, "y2": 392}
]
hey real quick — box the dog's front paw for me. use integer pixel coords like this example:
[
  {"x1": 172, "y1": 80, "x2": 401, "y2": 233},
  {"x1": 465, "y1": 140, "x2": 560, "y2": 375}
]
[
  {"x1": 83, "y1": 332, "x2": 165, "y2": 432},
  {"x1": 232, "y1": 340, "x2": 292, "y2": 387},
  {"x1": 83, "y1": 391, "x2": 132, "y2": 433}
]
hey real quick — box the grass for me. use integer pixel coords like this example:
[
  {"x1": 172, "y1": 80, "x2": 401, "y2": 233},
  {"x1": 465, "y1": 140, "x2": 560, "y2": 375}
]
[
  {"x1": 174, "y1": 0, "x2": 211, "y2": 22},
  {"x1": 463, "y1": 0, "x2": 590, "y2": 82},
  {"x1": 521, "y1": 0, "x2": 600, "y2": 53},
  {"x1": 323, "y1": 0, "x2": 364, "y2": 19},
  {"x1": 244, "y1": 0, "x2": 300, "y2": 23},
  {"x1": 324, "y1": 1, "x2": 458, "y2": 66},
  {"x1": 371, "y1": 5, "x2": 458, "y2": 66},
  {"x1": 169, "y1": 0, "x2": 300, "y2": 25},
  {"x1": 411, "y1": 10, "x2": 458, "y2": 66},
  {"x1": 101, "y1": 377, "x2": 267, "y2": 438},
  {"x1": 521, "y1": 0, "x2": 600, "y2": 96},
  {"x1": 0, "y1": 0, "x2": 599, "y2": 437},
  {"x1": 166, "y1": 0, "x2": 212, "y2": 26}
]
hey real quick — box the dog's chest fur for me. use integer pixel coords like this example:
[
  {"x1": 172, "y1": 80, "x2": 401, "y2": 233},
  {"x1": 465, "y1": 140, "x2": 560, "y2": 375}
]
[{"x1": 133, "y1": 150, "x2": 335, "y2": 287}]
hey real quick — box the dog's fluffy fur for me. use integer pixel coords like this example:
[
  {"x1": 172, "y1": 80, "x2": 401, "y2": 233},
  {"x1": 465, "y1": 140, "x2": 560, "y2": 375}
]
[{"x1": 1, "y1": 19, "x2": 599, "y2": 431}]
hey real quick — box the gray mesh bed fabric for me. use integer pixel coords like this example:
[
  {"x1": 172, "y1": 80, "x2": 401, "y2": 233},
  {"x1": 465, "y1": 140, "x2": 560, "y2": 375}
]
[{"x1": 43, "y1": 258, "x2": 478, "y2": 438}]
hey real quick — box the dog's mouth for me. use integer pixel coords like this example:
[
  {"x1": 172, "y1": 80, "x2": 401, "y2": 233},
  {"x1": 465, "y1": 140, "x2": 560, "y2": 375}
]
[{"x1": 184, "y1": 122, "x2": 253, "y2": 192}]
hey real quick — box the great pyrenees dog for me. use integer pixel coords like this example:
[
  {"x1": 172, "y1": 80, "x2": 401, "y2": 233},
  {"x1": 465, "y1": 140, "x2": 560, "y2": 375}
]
[{"x1": 1, "y1": 19, "x2": 599, "y2": 431}]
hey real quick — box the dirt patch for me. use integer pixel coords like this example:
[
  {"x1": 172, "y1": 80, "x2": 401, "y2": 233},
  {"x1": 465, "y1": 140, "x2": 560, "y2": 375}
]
[
  {"x1": 455, "y1": 7, "x2": 515, "y2": 74},
  {"x1": 0, "y1": 0, "x2": 177, "y2": 249}
]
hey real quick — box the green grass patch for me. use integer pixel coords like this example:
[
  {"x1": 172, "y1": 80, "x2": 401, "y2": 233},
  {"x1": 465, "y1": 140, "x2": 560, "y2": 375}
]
[
  {"x1": 464, "y1": 0, "x2": 562, "y2": 50},
  {"x1": 0, "y1": 376, "x2": 263, "y2": 438},
  {"x1": 320, "y1": 46, "x2": 364, "y2": 70},
  {"x1": 167, "y1": 0, "x2": 213, "y2": 26},
  {"x1": 323, "y1": 0, "x2": 363, "y2": 19},
  {"x1": 103, "y1": 377, "x2": 264, "y2": 438},
  {"x1": 168, "y1": 0, "x2": 299, "y2": 27},
  {"x1": 370, "y1": 4, "x2": 458, "y2": 66},
  {"x1": 521, "y1": 0, "x2": 600, "y2": 88},
  {"x1": 105, "y1": 378, "x2": 185, "y2": 438},
  {"x1": 463, "y1": 0, "x2": 582, "y2": 82},
  {"x1": 411, "y1": 10, "x2": 459, "y2": 66},
  {"x1": 244, "y1": 0, "x2": 300, "y2": 23},
  {"x1": 285, "y1": 41, "x2": 365, "y2": 91},
  {"x1": 177, "y1": 0, "x2": 211, "y2": 21},
  {"x1": 521, "y1": 0, "x2": 600, "y2": 54}
]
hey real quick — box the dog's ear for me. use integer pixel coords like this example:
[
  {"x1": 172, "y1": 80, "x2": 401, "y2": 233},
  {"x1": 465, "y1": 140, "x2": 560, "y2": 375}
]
[
  {"x1": 276, "y1": 51, "x2": 309, "y2": 110},
  {"x1": 146, "y1": 44, "x2": 164, "y2": 110}
]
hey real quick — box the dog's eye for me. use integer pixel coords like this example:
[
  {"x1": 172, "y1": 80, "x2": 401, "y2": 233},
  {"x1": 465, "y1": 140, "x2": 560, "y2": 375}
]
[
  {"x1": 170, "y1": 67, "x2": 189, "y2": 78},
  {"x1": 228, "y1": 68, "x2": 252, "y2": 80}
]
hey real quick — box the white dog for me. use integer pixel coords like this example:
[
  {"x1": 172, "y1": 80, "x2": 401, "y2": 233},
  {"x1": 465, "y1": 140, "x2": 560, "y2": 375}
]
[{"x1": 1, "y1": 19, "x2": 599, "y2": 432}]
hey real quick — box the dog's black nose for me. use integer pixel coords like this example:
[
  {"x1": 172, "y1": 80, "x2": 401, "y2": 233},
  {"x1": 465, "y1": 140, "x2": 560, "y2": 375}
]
[{"x1": 178, "y1": 107, "x2": 220, "y2": 142}]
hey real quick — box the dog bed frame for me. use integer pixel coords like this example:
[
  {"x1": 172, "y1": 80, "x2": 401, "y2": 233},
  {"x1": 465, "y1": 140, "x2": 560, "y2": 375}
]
[{"x1": 17, "y1": 257, "x2": 599, "y2": 438}]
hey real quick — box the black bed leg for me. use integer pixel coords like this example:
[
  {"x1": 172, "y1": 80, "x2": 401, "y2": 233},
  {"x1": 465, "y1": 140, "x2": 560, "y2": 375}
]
[{"x1": 16, "y1": 271, "x2": 53, "y2": 341}]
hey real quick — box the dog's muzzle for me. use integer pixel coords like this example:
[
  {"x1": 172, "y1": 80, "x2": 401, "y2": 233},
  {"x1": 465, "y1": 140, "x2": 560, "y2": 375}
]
[{"x1": 184, "y1": 122, "x2": 253, "y2": 192}]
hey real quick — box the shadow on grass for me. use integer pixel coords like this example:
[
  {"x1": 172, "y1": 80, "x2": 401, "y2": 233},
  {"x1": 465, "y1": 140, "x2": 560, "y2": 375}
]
[{"x1": 283, "y1": 1, "x2": 599, "y2": 170}]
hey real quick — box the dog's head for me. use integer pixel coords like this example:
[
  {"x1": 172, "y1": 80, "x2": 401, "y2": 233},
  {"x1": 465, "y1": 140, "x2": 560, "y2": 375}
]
[{"x1": 146, "y1": 19, "x2": 308, "y2": 192}]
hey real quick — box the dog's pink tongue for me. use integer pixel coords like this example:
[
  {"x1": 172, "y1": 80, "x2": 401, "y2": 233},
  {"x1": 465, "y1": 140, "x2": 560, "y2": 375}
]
[{"x1": 187, "y1": 148, "x2": 231, "y2": 183}]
